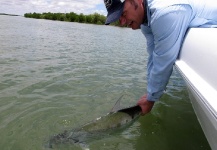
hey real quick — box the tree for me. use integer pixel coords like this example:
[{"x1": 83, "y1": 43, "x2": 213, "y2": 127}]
[
  {"x1": 86, "y1": 14, "x2": 93, "y2": 23},
  {"x1": 69, "y1": 12, "x2": 78, "y2": 22},
  {"x1": 78, "y1": 13, "x2": 86, "y2": 23}
]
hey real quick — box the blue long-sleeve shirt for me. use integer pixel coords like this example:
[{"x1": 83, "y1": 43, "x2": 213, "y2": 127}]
[{"x1": 141, "y1": 0, "x2": 217, "y2": 101}]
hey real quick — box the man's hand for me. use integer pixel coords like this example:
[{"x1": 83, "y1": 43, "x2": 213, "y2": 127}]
[{"x1": 137, "y1": 94, "x2": 155, "y2": 115}]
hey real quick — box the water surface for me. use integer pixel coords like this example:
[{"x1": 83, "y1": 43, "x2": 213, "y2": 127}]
[{"x1": 0, "y1": 16, "x2": 210, "y2": 150}]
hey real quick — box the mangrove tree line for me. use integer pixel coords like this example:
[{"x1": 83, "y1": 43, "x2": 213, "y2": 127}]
[{"x1": 24, "y1": 12, "x2": 120, "y2": 26}]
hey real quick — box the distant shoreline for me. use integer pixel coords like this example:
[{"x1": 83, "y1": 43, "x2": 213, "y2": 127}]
[
  {"x1": 24, "y1": 12, "x2": 123, "y2": 27},
  {"x1": 0, "y1": 13, "x2": 20, "y2": 16}
]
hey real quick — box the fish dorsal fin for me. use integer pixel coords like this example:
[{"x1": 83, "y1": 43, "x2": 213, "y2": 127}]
[{"x1": 110, "y1": 95, "x2": 124, "y2": 113}]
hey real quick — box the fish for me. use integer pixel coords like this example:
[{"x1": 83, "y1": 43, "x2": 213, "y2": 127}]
[{"x1": 47, "y1": 95, "x2": 142, "y2": 149}]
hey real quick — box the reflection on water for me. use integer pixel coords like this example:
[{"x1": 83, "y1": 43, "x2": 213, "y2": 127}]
[{"x1": 0, "y1": 16, "x2": 210, "y2": 150}]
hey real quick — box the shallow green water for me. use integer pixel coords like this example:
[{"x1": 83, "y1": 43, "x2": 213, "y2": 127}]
[{"x1": 0, "y1": 16, "x2": 210, "y2": 150}]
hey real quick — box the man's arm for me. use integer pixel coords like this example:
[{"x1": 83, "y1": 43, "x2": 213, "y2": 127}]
[
  {"x1": 147, "y1": 5, "x2": 192, "y2": 101},
  {"x1": 138, "y1": 5, "x2": 192, "y2": 114}
]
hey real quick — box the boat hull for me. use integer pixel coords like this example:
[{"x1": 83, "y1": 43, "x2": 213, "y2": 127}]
[{"x1": 175, "y1": 28, "x2": 217, "y2": 150}]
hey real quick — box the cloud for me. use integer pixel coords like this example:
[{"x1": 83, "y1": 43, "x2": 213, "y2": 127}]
[{"x1": 0, "y1": 0, "x2": 107, "y2": 16}]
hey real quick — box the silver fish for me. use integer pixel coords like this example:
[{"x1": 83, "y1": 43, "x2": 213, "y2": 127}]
[{"x1": 48, "y1": 96, "x2": 141, "y2": 148}]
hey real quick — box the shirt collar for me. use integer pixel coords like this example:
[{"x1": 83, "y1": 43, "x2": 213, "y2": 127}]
[{"x1": 143, "y1": 0, "x2": 151, "y2": 26}]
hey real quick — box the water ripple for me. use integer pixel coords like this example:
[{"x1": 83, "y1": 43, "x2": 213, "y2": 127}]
[{"x1": 0, "y1": 16, "x2": 210, "y2": 150}]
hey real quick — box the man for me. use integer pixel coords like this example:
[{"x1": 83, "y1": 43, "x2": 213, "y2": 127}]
[{"x1": 104, "y1": 0, "x2": 217, "y2": 115}]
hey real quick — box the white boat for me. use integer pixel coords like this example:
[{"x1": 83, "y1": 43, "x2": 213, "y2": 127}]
[{"x1": 175, "y1": 28, "x2": 217, "y2": 150}]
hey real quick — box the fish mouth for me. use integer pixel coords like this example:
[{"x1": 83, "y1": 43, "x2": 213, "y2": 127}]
[{"x1": 118, "y1": 105, "x2": 141, "y2": 118}]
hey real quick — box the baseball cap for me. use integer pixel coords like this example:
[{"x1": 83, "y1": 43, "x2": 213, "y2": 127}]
[{"x1": 104, "y1": 0, "x2": 125, "y2": 25}]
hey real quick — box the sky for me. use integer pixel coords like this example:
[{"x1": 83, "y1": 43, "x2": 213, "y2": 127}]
[{"x1": 0, "y1": 0, "x2": 107, "y2": 16}]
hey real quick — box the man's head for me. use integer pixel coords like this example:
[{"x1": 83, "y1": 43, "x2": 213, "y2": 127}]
[
  {"x1": 104, "y1": 0, "x2": 125, "y2": 25},
  {"x1": 104, "y1": 0, "x2": 145, "y2": 30}
]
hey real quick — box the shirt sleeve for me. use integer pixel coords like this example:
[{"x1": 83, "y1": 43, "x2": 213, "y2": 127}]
[
  {"x1": 144, "y1": 5, "x2": 192, "y2": 101},
  {"x1": 140, "y1": 25, "x2": 154, "y2": 82}
]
